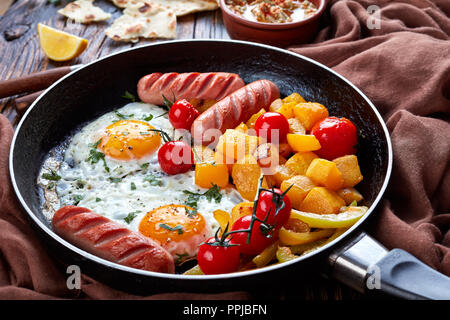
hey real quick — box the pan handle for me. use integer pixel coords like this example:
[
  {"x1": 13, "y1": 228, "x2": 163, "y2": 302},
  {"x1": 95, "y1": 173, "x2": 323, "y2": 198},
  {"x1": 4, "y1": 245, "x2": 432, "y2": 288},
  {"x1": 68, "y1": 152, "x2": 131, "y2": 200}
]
[{"x1": 329, "y1": 232, "x2": 450, "y2": 300}]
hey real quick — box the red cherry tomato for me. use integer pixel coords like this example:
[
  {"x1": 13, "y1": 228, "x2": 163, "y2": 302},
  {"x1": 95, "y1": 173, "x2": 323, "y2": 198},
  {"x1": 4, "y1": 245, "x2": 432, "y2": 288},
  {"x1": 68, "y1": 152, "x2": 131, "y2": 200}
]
[
  {"x1": 158, "y1": 140, "x2": 194, "y2": 175},
  {"x1": 254, "y1": 112, "x2": 290, "y2": 143},
  {"x1": 311, "y1": 117, "x2": 358, "y2": 160},
  {"x1": 168, "y1": 99, "x2": 200, "y2": 130},
  {"x1": 230, "y1": 215, "x2": 276, "y2": 255},
  {"x1": 197, "y1": 237, "x2": 240, "y2": 275},
  {"x1": 256, "y1": 189, "x2": 292, "y2": 229}
]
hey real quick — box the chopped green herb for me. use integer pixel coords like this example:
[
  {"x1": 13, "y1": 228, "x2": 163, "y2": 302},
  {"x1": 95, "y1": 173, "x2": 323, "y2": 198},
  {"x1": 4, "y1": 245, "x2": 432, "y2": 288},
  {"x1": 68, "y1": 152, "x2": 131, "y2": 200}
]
[
  {"x1": 75, "y1": 179, "x2": 86, "y2": 189},
  {"x1": 142, "y1": 114, "x2": 153, "y2": 121},
  {"x1": 140, "y1": 131, "x2": 150, "y2": 135},
  {"x1": 115, "y1": 110, "x2": 134, "y2": 119},
  {"x1": 182, "y1": 184, "x2": 222, "y2": 209},
  {"x1": 47, "y1": 182, "x2": 55, "y2": 190},
  {"x1": 108, "y1": 177, "x2": 122, "y2": 183},
  {"x1": 144, "y1": 174, "x2": 162, "y2": 186},
  {"x1": 122, "y1": 91, "x2": 136, "y2": 102},
  {"x1": 159, "y1": 223, "x2": 183, "y2": 235},
  {"x1": 87, "y1": 148, "x2": 110, "y2": 173},
  {"x1": 42, "y1": 170, "x2": 61, "y2": 181},
  {"x1": 130, "y1": 182, "x2": 136, "y2": 190},
  {"x1": 124, "y1": 211, "x2": 141, "y2": 224},
  {"x1": 73, "y1": 195, "x2": 83, "y2": 205},
  {"x1": 88, "y1": 139, "x2": 102, "y2": 148},
  {"x1": 141, "y1": 163, "x2": 149, "y2": 169},
  {"x1": 96, "y1": 197, "x2": 101, "y2": 202},
  {"x1": 204, "y1": 184, "x2": 222, "y2": 203},
  {"x1": 186, "y1": 207, "x2": 198, "y2": 218}
]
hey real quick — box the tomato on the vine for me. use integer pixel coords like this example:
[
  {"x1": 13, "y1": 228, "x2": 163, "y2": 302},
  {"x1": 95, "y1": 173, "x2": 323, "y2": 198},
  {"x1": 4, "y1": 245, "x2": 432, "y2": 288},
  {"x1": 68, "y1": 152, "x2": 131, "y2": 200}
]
[
  {"x1": 254, "y1": 112, "x2": 290, "y2": 143},
  {"x1": 158, "y1": 140, "x2": 194, "y2": 175},
  {"x1": 168, "y1": 99, "x2": 200, "y2": 130},
  {"x1": 230, "y1": 215, "x2": 276, "y2": 255},
  {"x1": 311, "y1": 117, "x2": 358, "y2": 160},
  {"x1": 255, "y1": 188, "x2": 292, "y2": 229},
  {"x1": 197, "y1": 237, "x2": 240, "y2": 275}
]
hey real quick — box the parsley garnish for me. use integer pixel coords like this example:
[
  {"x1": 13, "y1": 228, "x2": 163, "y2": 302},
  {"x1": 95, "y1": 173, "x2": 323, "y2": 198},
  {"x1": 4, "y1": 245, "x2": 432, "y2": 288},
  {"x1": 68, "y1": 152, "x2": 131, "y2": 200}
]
[
  {"x1": 140, "y1": 131, "x2": 150, "y2": 135},
  {"x1": 47, "y1": 182, "x2": 55, "y2": 190},
  {"x1": 42, "y1": 170, "x2": 61, "y2": 181},
  {"x1": 144, "y1": 174, "x2": 162, "y2": 186},
  {"x1": 141, "y1": 163, "x2": 149, "y2": 169},
  {"x1": 122, "y1": 91, "x2": 136, "y2": 102},
  {"x1": 96, "y1": 197, "x2": 101, "y2": 202},
  {"x1": 73, "y1": 195, "x2": 83, "y2": 205},
  {"x1": 108, "y1": 177, "x2": 122, "y2": 183},
  {"x1": 142, "y1": 114, "x2": 153, "y2": 121},
  {"x1": 186, "y1": 207, "x2": 198, "y2": 218},
  {"x1": 130, "y1": 182, "x2": 136, "y2": 190},
  {"x1": 159, "y1": 223, "x2": 183, "y2": 235},
  {"x1": 183, "y1": 184, "x2": 222, "y2": 209},
  {"x1": 87, "y1": 140, "x2": 110, "y2": 173},
  {"x1": 124, "y1": 211, "x2": 141, "y2": 224},
  {"x1": 115, "y1": 110, "x2": 134, "y2": 119}
]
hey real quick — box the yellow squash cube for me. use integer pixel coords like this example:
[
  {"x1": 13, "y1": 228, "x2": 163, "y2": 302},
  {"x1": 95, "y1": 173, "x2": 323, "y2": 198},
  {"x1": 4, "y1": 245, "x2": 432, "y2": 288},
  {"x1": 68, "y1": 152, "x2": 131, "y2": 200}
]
[
  {"x1": 276, "y1": 102, "x2": 296, "y2": 119},
  {"x1": 337, "y1": 187, "x2": 363, "y2": 205},
  {"x1": 195, "y1": 163, "x2": 229, "y2": 189},
  {"x1": 282, "y1": 92, "x2": 306, "y2": 104},
  {"x1": 269, "y1": 98, "x2": 282, "y2": 112},
  {"x1": 333, "y1": 155, "x2": 363, "y2": 187},
  {"x1": 232, "y1": 154, "x2": 266, "y2": 201},
  {"x1": 246, "y1": 108, "x2": 266, "y2": 129},
  {"x1": 288, "y1": 118, "x2": 306, "y2": 134},
  {"x1": 293, "y1": 102, "x2": 329, "y2": 130},
  {"x1": 280, "y1": 175, "x2": 317, "y2": 209},
  {"x1": 285, "y1": 152, "x2": 318, "y2": 176},
  {"x1": 266, "y1": 163, "x2": 294, "y2": 187},
  {"x1": 306, "y1": 158, "x2": 343, "y2": 190},
  {"x1": 299, "y1": 187, "x2": 346, "y2": 214},
  {"x1": 216, "y1": 129, "x2": 260, "y2": 163},
  {"x1": 287, "y1": 134, "x2": 321, "y2": 152}
]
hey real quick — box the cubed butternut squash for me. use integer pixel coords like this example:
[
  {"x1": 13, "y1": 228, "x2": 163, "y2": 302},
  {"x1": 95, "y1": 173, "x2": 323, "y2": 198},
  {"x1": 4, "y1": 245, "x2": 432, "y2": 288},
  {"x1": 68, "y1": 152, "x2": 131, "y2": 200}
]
[
  {"x1": 216, "y1": 129, "x2": 260, "y2": 163},
  {"x1": 332, "y1": 155, "x2": 363, "y2": 187},
  {"x1": 306, "y1": 158, "x2": 343, "y2": 190},
  {"x1": 287, "y1": 134, "x2": 321, "y2": 152},
  {"x1": 288, "y1": 118, "x2": 306, "y2": 134},
  {"x1": 232, "y1": 154, "x2": 267, "y2": 201},
  {"x1": 282, "y1": 92, "x2": 306, "y2": 104},
  {"x1": 299, "y1": 187, "x2": 346, "y2": 214},
  {"x1": 337, "y1": 187, "x2": 363, "y2": 205},
  {"x1": 266, "y1": 164, "x2": 294, "y2": 187},
  {"x1": 293, "y1": 102, "x2": 329, "y2": 130},
  {"x1": 275, "y1": 102, "x2": 296, "y2": 119},
  {"x1": 280, "y1": 175, "x2": 317, "y2": 209},
  {"x1": 285, "y1": 152, "x2": 318, "y2": 176},
  {"x1": 269, "y1": 98, "x2": 283, "y2": 112},
  {"x1": 246, "y1": 108, "x2": 266, "y2": 129},
  {"x1": 234, "y1": 122, "x2": 248, "y2": 133},
  {"x1": 195, "y1": 162, "x2": 229, "y2": 188}
]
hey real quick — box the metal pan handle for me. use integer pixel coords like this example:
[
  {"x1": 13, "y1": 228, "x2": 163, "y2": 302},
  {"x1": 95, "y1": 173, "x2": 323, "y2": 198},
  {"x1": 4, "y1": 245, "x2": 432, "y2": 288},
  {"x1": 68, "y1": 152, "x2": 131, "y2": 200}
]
[{"x1": 329, "y1": 232, "x2": 450, "y2": 300}]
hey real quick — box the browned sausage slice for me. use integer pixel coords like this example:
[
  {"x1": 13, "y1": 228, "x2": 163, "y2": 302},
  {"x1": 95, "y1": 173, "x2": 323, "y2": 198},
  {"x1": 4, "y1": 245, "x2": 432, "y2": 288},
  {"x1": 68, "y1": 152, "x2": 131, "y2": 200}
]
[
  {"x1": 191, "y1": 79, "x2": 280, "y2": 145},
  {"x1": 52, "y1": 206, "x2": 175, "y2": 273},
  {"x1": 137, "y1": 72, "x2": 245, "y2": 105}
]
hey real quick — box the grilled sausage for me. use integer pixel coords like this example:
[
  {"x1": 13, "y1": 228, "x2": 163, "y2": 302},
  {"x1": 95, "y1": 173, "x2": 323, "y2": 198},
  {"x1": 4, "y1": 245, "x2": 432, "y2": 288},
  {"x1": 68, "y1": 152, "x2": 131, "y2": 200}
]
[
  {"x1": 52, "y1": 206, "x2": 175, "y2": 273},
  {"x1": 191, "y1": 79, "x2": 280, "y2": 145},
  {"x1": 137, "y1": 72, "x2": 245, "y2": 106}
]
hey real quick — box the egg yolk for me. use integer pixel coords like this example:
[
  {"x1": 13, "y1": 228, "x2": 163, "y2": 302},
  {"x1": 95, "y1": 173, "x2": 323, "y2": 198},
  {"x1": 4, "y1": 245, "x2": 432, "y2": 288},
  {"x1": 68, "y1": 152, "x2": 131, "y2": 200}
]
[
  {"x1": 99, "y1": 120, "x2": 161, "y2": 161},
  {"x1": 139, "y1": 204, "x2": 206, "y2": 244}
]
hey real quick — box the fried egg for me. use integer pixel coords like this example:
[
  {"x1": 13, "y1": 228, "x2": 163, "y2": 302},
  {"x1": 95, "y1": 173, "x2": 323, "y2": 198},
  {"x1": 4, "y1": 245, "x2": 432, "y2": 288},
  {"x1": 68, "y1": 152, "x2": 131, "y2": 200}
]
[{"x1": 39, "y1": 102, "x2": 241, "y2": 262}]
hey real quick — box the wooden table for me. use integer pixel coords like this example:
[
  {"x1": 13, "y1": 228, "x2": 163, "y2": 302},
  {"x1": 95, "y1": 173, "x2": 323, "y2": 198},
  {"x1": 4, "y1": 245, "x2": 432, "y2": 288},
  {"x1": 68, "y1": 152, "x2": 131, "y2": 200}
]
[{"x1": 0, "y1": 0, "x2": 369, "y2": 300}]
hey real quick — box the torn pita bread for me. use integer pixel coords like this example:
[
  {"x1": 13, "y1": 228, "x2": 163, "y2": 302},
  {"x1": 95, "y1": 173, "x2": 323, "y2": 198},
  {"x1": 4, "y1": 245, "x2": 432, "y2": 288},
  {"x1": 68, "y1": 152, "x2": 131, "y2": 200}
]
[
  {"x1": 109, "y1": 0, "x2": 218, "y2": 16},
  {"x1": 58, "y1": 0, "x2": 111, "y2": 23},
  {"x1": 105, "y1": 1, "x2": 177, "y2": 42},
  {"x1": 150, "y1": 0, "x2": 218, "y2": 17}
]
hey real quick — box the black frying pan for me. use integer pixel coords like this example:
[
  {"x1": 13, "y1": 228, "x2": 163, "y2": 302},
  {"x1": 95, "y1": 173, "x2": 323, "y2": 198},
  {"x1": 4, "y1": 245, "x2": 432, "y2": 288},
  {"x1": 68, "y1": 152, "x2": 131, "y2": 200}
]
[{"x1": 9, "y1": 40, "x2": 450, "y2": 299}]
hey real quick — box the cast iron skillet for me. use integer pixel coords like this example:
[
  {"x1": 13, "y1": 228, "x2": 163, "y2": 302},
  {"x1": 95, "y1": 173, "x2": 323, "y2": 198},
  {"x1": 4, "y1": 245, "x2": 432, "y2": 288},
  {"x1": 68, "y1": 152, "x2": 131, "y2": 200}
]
[{"x1": 9, "y1": 40, "x2": 450, "y2": 299}]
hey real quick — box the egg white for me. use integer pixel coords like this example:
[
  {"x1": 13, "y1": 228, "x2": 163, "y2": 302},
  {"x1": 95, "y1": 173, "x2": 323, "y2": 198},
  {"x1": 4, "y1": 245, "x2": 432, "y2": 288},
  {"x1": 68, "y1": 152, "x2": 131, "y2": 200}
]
[{"x1": 39, "y1": 102, "x2": 242, "y2": 259}]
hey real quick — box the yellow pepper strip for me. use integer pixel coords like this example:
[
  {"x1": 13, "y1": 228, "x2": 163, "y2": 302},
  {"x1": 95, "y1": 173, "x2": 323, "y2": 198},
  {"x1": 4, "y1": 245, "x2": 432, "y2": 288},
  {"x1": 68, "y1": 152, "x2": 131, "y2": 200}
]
[
  {"x1": 231, "y1": 202, "x2": 253, "y2": 225},
  {"x1": 183, "y1": 264, "x2": 204, "y2": 275},
  {"x1": 290, "y1": 206, "x2": 368, "y2": 229},
  {"x1": 276, "y1": 246, "x2": 298, "y2": 263},
  {"x1": 213, "y1": 209, "x2": 231, "y2": 236},
  {"x1": 252, "y1": 241, "x2": 279, "y2": 268},
  {"x1": 290, "y1": 228, "x2": 349, "y2": 255},
  {"x1": 279, "y1": 227, "x2": 335, "y2": 246}
]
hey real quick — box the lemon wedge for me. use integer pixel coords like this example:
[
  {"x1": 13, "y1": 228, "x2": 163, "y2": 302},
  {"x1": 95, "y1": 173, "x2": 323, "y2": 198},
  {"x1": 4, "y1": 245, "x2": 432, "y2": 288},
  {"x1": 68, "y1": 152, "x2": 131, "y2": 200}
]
[
  {"x1": 290, "y1": 206, "x2": 368, "y2": 229},
  {"x1": 37, "y1": 23, "x2": 88, "y2": 61}
]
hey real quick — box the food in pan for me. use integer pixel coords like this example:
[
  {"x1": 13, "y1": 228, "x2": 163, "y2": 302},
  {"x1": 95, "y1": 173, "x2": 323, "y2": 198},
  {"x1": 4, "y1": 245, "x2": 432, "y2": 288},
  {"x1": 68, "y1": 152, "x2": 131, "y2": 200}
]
[
  {"x1": 38, "y1": 72, "x2": 367, "y2": 275},
  {"x1": 225, "y1": 0, "x2": 318, "y2": 24}
]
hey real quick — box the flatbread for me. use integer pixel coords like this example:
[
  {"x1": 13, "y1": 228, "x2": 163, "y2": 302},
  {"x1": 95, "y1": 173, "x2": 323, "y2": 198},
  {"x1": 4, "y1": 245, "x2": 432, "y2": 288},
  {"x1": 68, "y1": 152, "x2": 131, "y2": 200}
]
[
  {"x1": 58, "y1": 0, "x2": 111, "y2": 23},
  {"x1": 109, "y1": 0, "x2": 218, "y2": 16},
  {"x1": 105, "y1": 1, "x2": 177, "y2": 42}
]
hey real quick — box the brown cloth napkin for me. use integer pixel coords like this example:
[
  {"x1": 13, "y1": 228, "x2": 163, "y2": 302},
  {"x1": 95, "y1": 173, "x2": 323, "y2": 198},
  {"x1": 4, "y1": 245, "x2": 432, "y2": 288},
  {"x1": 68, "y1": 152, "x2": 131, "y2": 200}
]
[
  {"x1": 0, "y1": 0, "x2": 449, "y2": 299},
  {"x1": 290, "y1": 0, "x2": 450, "y2": 275}
]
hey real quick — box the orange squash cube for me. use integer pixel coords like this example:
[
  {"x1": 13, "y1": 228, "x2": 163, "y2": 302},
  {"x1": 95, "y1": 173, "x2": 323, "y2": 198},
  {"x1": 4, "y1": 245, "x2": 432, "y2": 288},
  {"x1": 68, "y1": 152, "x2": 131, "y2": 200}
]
[
  {"x1": 287, "y1": 134, "x2": 321, "y2": 152},
  {"x1": 232, "y1": 154, "x2": 266, "y2": 201},
  {"x1": 282, "y1": 92, "x2": 306, "y2": 104},
  {"x1": 275, "y1": 102, "x2": 296, "y2": 119},
  {"x1": 333, "y1": 155, "x2": 363, "y2": 187},
  {"x1": 299, "y1": 187, "x2": 346, "y2": 214},
  {"x1": 306, "y1": 158, "x2": 343, "y2": 190},
  {"x1": 216, "y1": 129, "x2": 260, "y2": 163},
  {"x1": 293, "y1": 102, "x2": 329, "y2": 130},
  {"x1": 288, "y1": 118, "x2": 306, "y2": 134},
  {"x1": 337, "y1": 187, "x2": 363, "y2": 205},
  {"x1": 195, "y1": 162, "x2": 229, "y2": 189},
  {"x1": 234, "y1": 122, "x2": 248, "y2": 133},
  {"x1": 269, "y1": 98, "x2": 283, "y2": 112},
  {"x1": 285, "y1": 152, "x2": 318, "y2": 176},
  {"x1": 266, "y1": 163, "x2": 294, "y2": 187},
  {"x1": 280, "y1": 175, "x2": 317, "y2": 209},
  {"x1": 246, "y1": 108, "x2": 266, "y2": 129}
]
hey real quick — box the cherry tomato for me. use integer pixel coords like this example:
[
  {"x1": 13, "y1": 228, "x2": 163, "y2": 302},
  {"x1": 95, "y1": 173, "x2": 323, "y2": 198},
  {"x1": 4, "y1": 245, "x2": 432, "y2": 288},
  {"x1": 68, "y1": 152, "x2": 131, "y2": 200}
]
[
  {"x1": 197, "y1": 237, "x2": 240, "y2": 275},
  {"x1": 230, "y1": 215, "x2": 276, "y2": 255},
  {"x1": 158, "y1": 140, "x2": 194, "y2": 175},
  {"x1": 168, "y1": 99, "x2": 200, "y2": 130},
  {"x1": 256, "y1": 189, "x2": 292, "y2": 229},
  {"x1": 311, "y1": 117, "x2": 358, "y2": 160},
  {"x1": 254, "y1": 112, "x2": 290, "y2": 143}
]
